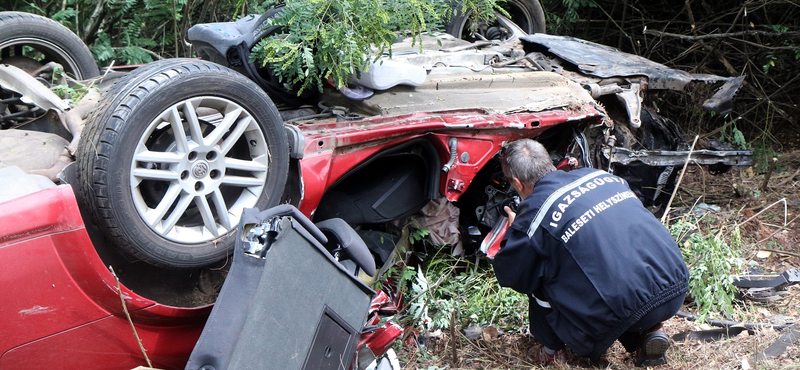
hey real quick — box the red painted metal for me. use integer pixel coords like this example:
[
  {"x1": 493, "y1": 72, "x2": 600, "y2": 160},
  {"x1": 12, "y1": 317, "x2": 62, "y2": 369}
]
[
  {"x1": 296, "y1": 107, "x2": 602, "y2": 214},
  {"x1": 359, "y1": 321, "x2": 403, "y2": 358},
  {"x1": 0, "y1": 186, "x2": 209, "y2": 370}
]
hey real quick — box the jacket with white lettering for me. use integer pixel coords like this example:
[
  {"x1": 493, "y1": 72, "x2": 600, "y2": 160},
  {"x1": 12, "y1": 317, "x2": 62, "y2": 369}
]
[{"x1": 493, "y1": 168, "x2": 688, "y2": 360}]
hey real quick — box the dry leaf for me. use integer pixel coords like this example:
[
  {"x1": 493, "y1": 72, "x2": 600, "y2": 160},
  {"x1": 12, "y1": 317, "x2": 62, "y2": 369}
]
[{"x1": 482, "y1": 325, "x2": 499, "y2": 340}]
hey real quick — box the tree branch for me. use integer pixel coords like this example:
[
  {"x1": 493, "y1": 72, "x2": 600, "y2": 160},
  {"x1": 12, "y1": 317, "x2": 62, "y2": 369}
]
[
  {"x1": 729, "y1": 38, "x2": 800, "y2": 50},
  {"x1": 82, "y1": 0, "x2": 107, "y2": 45},
  {"x1": 644, "y1": 29, "x2": 800, "y2": 41}
]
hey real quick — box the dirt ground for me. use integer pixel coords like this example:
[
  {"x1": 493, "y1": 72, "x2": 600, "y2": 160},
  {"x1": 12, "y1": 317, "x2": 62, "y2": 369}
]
[
  {"x1": 395, "y1": 147, "x2": 800, "y2": 369},
  {"x1": 398, "y1": 312, "x2": 800, "y2": 369}
]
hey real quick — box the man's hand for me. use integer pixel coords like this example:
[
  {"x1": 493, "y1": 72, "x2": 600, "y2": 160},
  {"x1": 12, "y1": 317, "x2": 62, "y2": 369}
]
[{"x1": 504, "y1": 205, "x2": 516, "y2": 224}]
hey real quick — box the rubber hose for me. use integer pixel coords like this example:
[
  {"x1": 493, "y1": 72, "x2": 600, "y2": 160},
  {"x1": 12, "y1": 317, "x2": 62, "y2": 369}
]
[{"x1": 442, "y1": 137, "x2": 458, "y2": 173}]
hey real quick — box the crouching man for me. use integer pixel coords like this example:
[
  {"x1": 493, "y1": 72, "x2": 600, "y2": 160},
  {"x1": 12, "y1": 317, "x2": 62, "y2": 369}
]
[{"x1": 493, "y1": 139, "x2": 689, "y2": 367}]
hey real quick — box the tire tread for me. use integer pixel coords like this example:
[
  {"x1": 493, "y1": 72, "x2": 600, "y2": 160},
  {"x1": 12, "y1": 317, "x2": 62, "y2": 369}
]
[{"x1": 0, "y1": 11, "x2": 99, "y2": 78}]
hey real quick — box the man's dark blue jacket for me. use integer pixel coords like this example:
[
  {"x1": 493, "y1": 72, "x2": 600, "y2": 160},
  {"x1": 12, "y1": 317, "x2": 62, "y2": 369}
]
[{"x1": 493, "y1": 168, "x2": 688, "y2": 361}]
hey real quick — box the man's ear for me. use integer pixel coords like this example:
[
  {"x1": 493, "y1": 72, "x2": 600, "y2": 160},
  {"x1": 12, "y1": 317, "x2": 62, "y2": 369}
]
[
  {"x1": 511, "y1": 177, "x2": 533, "y2": 198},
  {"x1": 511, "y1": 177, "x2": 524, "y2": 192}
]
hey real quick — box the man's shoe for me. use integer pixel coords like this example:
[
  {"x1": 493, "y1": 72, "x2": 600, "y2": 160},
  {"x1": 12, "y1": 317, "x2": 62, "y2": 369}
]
[
  {"x1": 635, "y1": 326, "x2": 670, "y2": 367},
  {"x1": 530, "y1": 346, "x2": 571, "y2": 365}
]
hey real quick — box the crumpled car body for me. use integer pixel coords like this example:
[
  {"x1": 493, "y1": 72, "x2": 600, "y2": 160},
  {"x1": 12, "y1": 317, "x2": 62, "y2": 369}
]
[{"x1": 0, "y1": 182, "x2": 206, "y2": 369}]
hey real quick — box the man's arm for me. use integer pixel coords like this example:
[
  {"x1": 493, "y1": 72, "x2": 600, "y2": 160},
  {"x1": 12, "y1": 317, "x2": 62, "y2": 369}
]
[{"x1": 492, "y1": 225, "x2": 544, "y2": 294}]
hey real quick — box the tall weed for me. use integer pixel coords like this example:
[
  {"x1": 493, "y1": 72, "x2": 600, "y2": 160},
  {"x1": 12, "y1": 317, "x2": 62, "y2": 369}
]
[{"x1": 671, "y1": 217, "x2": 745, "y2": 322}]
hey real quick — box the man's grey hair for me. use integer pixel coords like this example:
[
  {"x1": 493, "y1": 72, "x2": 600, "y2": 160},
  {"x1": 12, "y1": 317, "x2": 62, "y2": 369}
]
[{"x1": 501, "y1": 139, "x2": 556, "y2": 186}]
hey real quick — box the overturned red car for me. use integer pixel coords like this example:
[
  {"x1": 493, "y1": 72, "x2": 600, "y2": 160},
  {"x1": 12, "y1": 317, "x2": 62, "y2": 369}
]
[{"x1": 0, "y1": 9, "x2": 751, "y2": 370}]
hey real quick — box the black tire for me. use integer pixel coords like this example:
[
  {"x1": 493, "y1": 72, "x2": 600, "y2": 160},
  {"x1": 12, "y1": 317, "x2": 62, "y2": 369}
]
[
  {"x1": 446, "y1": 0, "x2": 546, "y2": 41},
  {"x1": 77, "y1": 59, "x2": 289, "y2": 268},
  {"x1": 0, "y1": 11, "x2": 99, "y2": 79}
]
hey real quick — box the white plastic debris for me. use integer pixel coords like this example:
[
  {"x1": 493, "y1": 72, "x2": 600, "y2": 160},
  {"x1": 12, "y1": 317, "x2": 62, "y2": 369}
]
[{"x1": 354, "y1": 59, "x2": 427, "y2": 90}]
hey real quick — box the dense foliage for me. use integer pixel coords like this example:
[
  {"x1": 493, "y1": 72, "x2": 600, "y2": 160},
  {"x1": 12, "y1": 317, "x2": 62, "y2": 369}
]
[{"x1": 2, "y1": 0, "x2": 198, "y2": 64}]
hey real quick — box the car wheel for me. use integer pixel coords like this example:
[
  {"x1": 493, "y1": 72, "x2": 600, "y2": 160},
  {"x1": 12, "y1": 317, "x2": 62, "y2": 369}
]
[
  {"x1": 446, "y1": 0, "x2": 546, "y2": 41},
  {"x1": 77, "y1": 59, "x2": 289, "y2": 268},
  {"x1": 0, "y1": 11, "x2": 99, "y2": 79}
]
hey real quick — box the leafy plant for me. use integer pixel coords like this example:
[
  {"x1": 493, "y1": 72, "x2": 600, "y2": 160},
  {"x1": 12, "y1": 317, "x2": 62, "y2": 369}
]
[
  {"x1": 455, "y1": 0, "x2": 510, "y2": 35},
  {"x1": 48, "y1": 8, "x2": 79, "y2": 25},
  {"x1": 751, "y1": 143, "x2": 785, "y2": 175},
  {"x1": 541, "y1": 0, "x2": 596, "y2": 33},
  {"x1": 720, "y1": 116, "x2": 749, "y2": 149},
  {"x1": 249, "y1": 0, "x2": 400, "y2": 94},
  {"x1": 236, "y1": 0, "x2": 283, "y2": 16},
  {"x1": 409, "y1": 228, "x2": 432, "y2": 244},
  {"x1": 400, "y1": 249, "x2": 527, "y2": 331},
  {"x1": 49, "y1": 65, "x2": 94, "y2": 104},
  {"x1": 51, "y1": 83, "x2": 93, "y2": 105},
  {"x1": 762, "y1": 52, "x2": 778, "y2": 74},
  {"x1": 385, "y1": 0, "x2": 452, "y2": 36},
  {"x1": 671, "y1": 217, "x2": 745, "y2": 322},
  {"x1": 250, "y1": 0, "x2": 500, "y2": 94},
  {"x1": 406, "y1": 267, "x2": 438, "y2": 329}
]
